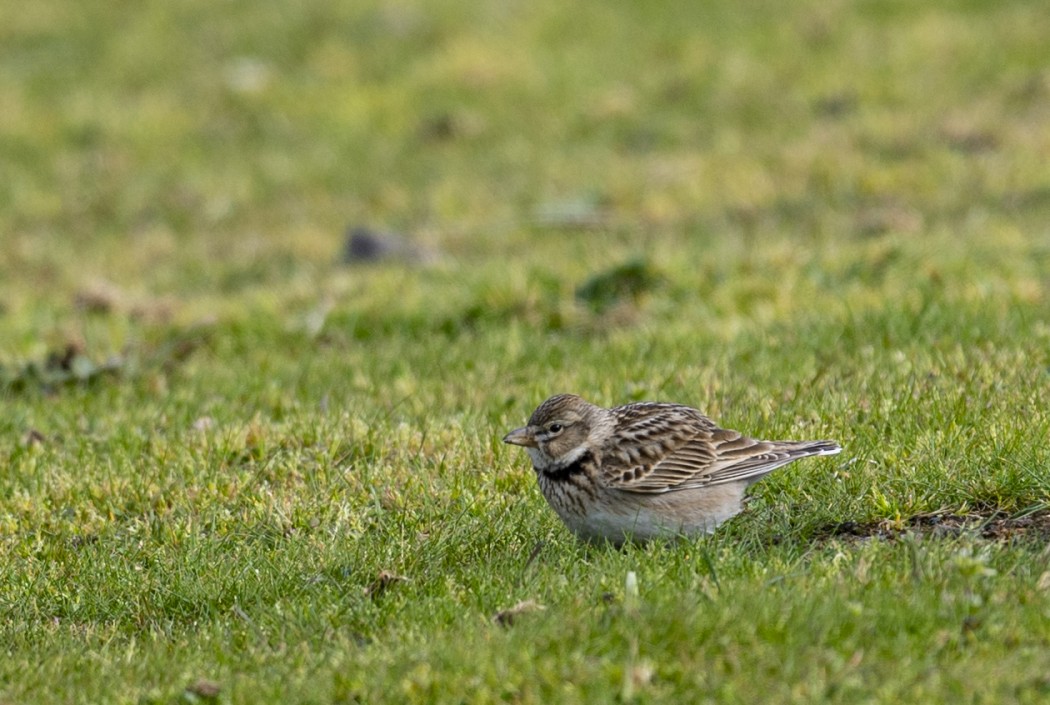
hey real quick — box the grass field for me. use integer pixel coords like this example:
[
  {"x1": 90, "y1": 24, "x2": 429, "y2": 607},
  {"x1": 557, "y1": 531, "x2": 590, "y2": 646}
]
[{"x1": 3, "y1": 0, "x2": 1050, "y2": 702}]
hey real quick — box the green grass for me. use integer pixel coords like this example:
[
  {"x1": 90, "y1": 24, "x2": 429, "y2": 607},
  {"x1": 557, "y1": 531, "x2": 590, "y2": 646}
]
[{"x1": 3, "y1": 0, "x2": 1050, "y2": 702}]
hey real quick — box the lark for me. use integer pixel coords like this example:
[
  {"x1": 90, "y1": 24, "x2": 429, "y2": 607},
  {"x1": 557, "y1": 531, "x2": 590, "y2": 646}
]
[{"x1": 503, "y1": 394, "x2": 840, "y2": 544}]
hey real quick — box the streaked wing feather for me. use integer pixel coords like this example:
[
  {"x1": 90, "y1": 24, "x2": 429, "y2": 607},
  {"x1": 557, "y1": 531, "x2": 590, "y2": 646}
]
[
  {"x1": 603, "y1": 404, "x2": 837, "y2": 493},
  {"x1": 601, "y1": 403, "x2": 719, "y2": 492}
]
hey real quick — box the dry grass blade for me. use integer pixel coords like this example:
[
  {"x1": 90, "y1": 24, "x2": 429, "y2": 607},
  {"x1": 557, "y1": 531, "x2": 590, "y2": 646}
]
[
  {"x1": 365, "y1": 571, "x2": 410, "y2": 599},
  {"x1": 493, "y1": 600, "x2": 546, "y2": 627}
]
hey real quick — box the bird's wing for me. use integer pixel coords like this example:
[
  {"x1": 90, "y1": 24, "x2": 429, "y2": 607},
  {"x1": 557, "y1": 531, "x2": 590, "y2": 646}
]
[{"x1": 602, "y1": 403, "x2": 837, "y2": 493}]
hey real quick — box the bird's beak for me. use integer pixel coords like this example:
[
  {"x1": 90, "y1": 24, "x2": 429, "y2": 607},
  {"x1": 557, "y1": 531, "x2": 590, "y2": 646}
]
[{"x1": 503, "y1": 426, "x2": 538, "y2": 448}]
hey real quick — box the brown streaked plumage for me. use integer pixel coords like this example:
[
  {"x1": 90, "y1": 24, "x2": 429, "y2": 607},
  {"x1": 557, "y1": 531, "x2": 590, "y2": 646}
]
[{"x1": 503, "y1": 393, "x2": 841, "y2": 544}]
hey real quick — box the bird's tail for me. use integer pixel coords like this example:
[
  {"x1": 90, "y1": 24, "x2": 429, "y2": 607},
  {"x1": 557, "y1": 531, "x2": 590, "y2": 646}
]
[
  {"x1": 784, "y1": 440, "x2": 842, "y2": 457},
  {"x1": 707, "y1": 439, "x2": 842, "y2": 486}
]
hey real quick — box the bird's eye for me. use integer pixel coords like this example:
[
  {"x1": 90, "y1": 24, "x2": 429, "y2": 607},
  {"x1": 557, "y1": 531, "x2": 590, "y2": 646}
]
[{"x1": 547, "y1": 423, "x2": 564, "y2": 434}]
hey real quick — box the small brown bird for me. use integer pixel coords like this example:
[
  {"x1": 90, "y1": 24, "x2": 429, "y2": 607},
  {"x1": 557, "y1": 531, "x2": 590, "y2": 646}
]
[{"x1": 503, "y1": 394, "x2": 841, "y2": 544}]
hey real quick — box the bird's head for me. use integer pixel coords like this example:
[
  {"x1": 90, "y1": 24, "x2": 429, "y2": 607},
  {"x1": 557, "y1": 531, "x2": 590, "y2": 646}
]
[{"x1": 503, "y1": 394, "x2": 604, "y2": 469}]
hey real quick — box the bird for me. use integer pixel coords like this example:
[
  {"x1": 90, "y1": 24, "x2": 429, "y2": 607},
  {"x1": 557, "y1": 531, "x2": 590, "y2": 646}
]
[{"x1": 503, "y1": 393, "x2": 841, "y2": 544}]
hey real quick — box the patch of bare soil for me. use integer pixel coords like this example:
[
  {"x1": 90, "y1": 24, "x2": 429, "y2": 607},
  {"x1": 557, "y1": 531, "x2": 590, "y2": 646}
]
[{"x1": 819, "y1": 509, "x2": 1050, "y2": 543}]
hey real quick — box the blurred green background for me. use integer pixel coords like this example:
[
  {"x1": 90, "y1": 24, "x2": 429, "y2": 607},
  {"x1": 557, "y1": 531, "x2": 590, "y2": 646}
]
[{"x1": 3, "y1": 0, "x2": 1047, "y2": 309}]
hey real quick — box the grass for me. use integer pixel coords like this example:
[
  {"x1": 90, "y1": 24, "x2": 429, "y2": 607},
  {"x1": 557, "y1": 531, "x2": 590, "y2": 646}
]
[{"x1": 2, "y1": 0, "x2": 1050, "y2": 702}]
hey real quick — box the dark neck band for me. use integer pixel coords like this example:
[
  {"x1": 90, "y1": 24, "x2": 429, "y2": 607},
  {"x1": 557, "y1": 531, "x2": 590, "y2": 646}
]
[{"x1": 541, "y1": 450, "x2": 592, "y2": 482}]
